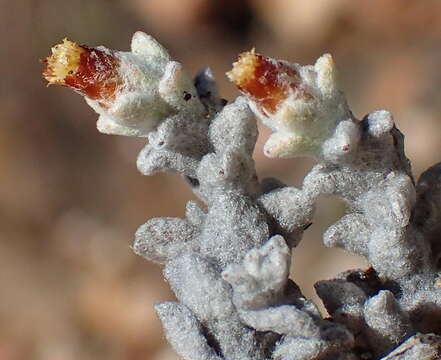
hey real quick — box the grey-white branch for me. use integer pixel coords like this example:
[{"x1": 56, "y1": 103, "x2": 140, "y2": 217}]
[{"x1": 45, "y1": 32, "x2": 441, "y2": 360}]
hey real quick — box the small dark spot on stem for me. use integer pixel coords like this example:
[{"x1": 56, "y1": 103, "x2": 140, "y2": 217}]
[{"x1": 183, "y1": 91, "x2": 192, "y2": 101}]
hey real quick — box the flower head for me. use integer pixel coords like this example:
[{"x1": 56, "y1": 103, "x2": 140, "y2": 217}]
[
  {"x1": 44, "y1": 39, "x2": 120, "y2": 103},
  {"x1": 43, "y1": 32, "x2": 203, "y2": 137},
  {"x1": 228, "y1": 51, "x2": 352, "y2": 159},
  {"x1": 227, "y1": 50, "x2": 309, "y2": 115}
]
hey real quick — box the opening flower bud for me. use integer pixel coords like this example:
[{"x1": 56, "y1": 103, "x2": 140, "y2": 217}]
[
  {"x1": 227, "y1": 50, "x2": 307, "y2": 115},
  {"x1": 43, "y1": 39, "x2": 120, "y2": 103},
  {"x1": 43, "y1": 33, "x2": 204, "y2": 137},
  {"x1": 228, "y1": 51, "x2": 351, "y2": 159}
]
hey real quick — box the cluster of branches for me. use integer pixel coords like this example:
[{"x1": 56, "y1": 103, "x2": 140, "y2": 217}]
[{"x1": 44, "y1": 32, "x2": 441, "y2": 360}]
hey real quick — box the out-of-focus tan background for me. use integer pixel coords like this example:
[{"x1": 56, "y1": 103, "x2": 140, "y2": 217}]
[{"x1": 1, "y1": 1, "x2": 441, "y2": 359}]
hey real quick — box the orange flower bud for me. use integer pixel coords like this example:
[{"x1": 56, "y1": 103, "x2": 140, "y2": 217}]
[
  {"x1": 228, "y1": 51, "x2": 352, "y2": 159},
  {"x1": 227, "y1": 50, "x2": 307, "y2": 115},
  {"x1": 43, "y1": 33, "x2": 204, "y2": 137},
  {"x1": 43, "y1": 39, "x2": 120, "y2": 103}
]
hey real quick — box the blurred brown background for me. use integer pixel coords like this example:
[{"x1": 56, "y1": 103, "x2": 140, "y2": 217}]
[{"x1": 1, "y1": 1, "x2": 441, "y2": 359}]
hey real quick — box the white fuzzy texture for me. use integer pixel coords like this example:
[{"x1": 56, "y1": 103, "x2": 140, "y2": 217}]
[
  {"x1": 58, "y1": 34, "x2": 441, "y2": 359},
  {"x1": 246, "y1": 54, "x2": 353, "y2": 160},
  {"x1": 86, "y1": 31, "x2": 203, "y2": 137}
]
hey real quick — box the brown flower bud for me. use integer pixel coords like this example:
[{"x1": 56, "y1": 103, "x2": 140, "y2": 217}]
[
  {"x1": 227, "y1": 50, "x2": 304, "y2": 115},
  {"x1": 43, "y1": 39, "x2": 120, "y2": 103},
  {"x1": 43, "y1": 33, "x2": 204, "y2": 137}
]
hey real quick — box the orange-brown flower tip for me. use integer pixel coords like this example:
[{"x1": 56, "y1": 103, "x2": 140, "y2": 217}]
[
  {"x1": 43, "y1": 39, "x2": 121, "y2": 101},
  {"x1": 228, "y1": 50, "x2": 302, "y2": 114},
  {"x1": 43, "y1": 39, "x2": 85, "y2": 85}
]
